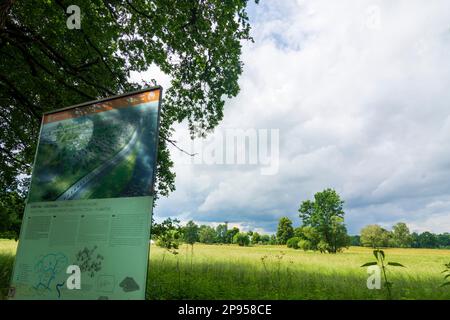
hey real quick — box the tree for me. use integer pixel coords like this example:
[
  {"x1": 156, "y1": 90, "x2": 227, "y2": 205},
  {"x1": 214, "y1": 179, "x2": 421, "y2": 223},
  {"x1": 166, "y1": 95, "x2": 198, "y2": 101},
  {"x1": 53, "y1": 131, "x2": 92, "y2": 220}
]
[
  {"x1": 226, "y1": 227, "x2": 240, "y2": 244},
  {"x1": 411, "y1": 232, "x2": 421, "y2": 248},
  {"x1": 417, "y1": 231, "x2": 437, "y2": 248},
  {"x1": 298, "y1": 189, "x2": 349, "y2": 253},
  {"x1": 298, "y1": 239, "x2": 312, "y2": 251},
  {"x1": 327, "y1": 216, "x2": 350, "y2": 253},
  {"x1": 183, "y1": 220, "x2": 199, "y2": 250},
  {"x1": 0, "y1": 191, "x2": 24, "y2": 238},
  {"x1": 436, "y1": 233, "x2": 450, "y2": 248},
  {"x1": 276, "y1": 216, "x2": 294, "y2": 245},
  {"x1": 215, "y1": 223, "x2": 228, "y2": 244},
  {"x1": 152, "y1": 218, "x2": 180, "y2": 241},
  {"x1": 0, "y1": 0, "x2": 257, "y2": 224},
  {"x1": 198, "y1": 225, "x2": 216, "y2": 244},
  {"x1": 260, "y1": 234, "x2": 270, "y2": 244},
  {"x1": 152, "y1": 218, "x2": 181, "y2": 255},
  {"x1": 251, "y1": 232, "x2": 261, "y2": 244},
  {"x1": 392, "y1": 222, "x2": 412, "y2": 248},
  {"x1": 233, "y1": 232, "x2": 250, "y2": 246},
  {"x1": 360, "y1": 224, "x2": 391, "y2": 248},
  {"x1": 296, "y1": 225, "x2": 320, "y2": 251},
  {"x1": 269, "y1": 235, "x2": 277, "y2": 245},
  {"x1": 410, "y1": 231, "x2": 449, "y2": 248},
  {"x1": 286, "y1": 237, "x2": 301, "y2": 249},
  {"x1": 349, "y1": 235, "x2": 361, "y2": 246}
]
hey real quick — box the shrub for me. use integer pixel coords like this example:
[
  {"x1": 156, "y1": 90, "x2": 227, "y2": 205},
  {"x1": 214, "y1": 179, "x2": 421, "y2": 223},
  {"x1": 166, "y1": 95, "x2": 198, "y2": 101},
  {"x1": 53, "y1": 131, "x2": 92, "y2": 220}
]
[
  {"x1": 233, "y1": 232, "x2": 250, "y2": 246},
  {"x1": 298, "y1": 239, "x2": 312, "y2": 251},
  {"x1": 286, "y1": 237, "x2": 301, "y2": 249}
]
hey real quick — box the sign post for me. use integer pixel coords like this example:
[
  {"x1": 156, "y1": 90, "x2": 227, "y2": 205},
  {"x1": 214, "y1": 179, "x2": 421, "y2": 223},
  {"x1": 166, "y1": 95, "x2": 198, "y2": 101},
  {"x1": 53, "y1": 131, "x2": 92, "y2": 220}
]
[{"x1": 8, "y1": 87, "x2": 162, "y2": 300}]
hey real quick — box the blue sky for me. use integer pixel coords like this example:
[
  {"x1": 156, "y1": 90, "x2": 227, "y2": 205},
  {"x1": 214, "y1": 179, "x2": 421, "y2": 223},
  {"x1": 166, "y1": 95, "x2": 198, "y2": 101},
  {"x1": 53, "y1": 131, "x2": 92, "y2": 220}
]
[{"x1": 132, "y1": 0, "x2": 450, "y2": 235}]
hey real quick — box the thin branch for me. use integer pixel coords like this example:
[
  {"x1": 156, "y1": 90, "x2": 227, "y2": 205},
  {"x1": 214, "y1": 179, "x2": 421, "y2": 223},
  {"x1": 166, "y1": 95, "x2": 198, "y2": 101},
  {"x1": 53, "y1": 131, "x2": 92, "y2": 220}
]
[
  {"x1": 125, "y1": 0, "x2": 154, "y2": 21},
  {"x1": 163, "y1": 137, "x2": 197, "y2": 157},
  {"x1": 0, "y1": 73, "x2": 41, "y2": 119},
  {"x1": 0, "y1": 145, "x2": 29, "y2": 167}
]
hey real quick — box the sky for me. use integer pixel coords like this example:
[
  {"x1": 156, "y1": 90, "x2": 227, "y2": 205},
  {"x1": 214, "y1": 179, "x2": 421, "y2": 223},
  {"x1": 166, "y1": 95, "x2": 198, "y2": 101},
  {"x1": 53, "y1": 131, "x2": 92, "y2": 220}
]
[{"x1": 131, "y1": 0, "x2": 450, "y2": 235}]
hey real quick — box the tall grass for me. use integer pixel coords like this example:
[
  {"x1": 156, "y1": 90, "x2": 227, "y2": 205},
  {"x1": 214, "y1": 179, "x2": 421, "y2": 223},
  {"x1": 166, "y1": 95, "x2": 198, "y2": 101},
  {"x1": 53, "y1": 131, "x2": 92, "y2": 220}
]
[
  {"x1": 0, "y1": 240, "x2": 17, "y2": 299},
  {"x1": 147, "y1": 244, "x2": 450, "y2": 300},
  {"x1": 0, "y1": 240, "x2": 449, "y2": 299}
]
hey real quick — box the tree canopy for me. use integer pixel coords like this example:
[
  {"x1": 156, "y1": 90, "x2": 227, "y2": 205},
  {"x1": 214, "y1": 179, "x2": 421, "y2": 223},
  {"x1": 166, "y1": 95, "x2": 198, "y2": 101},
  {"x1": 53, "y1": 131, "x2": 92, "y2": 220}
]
[
  {"x1": 0, "y1": 0, "x2": 257, "y2": 231},
  {"x1": 276, "y1": 216, "x2": 294, "y2": 245},
  {"x1": 298, "y1": 189, "x2": 349, "y2": 253}
]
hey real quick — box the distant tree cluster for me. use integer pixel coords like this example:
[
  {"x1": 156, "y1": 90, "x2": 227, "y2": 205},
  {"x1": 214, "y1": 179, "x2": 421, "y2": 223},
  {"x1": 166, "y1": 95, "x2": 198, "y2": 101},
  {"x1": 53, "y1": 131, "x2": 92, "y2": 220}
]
[
  {"x1": 356, "y1": 223, "x2": 450, "y2": 249},
  {"x1": 151, "y1": 219, "x2": 276, "y2": 250},
  {"x1": 148, "y1": 189, "x2": 449, "y2": 252}
]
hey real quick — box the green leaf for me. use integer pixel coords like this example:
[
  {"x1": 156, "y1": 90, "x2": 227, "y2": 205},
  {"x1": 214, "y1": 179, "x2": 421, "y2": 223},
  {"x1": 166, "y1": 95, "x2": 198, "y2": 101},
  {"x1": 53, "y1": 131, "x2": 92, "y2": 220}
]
[
  {"x1": 440, "y1": 282, "x2": 450, "y2": 287},
  {"x1": 373, "y1": 250, "x2": 379, "y2": 261},
  {"x1": 361, "y1": 262, "x2": 378, "y2": 267},
  {"x1": 444, "y1": 274, "x2": 450, "y2": 279},
  {"x1": 387, "y1": 262, "x2": 406, "y2": 267},
  {"x1": 379, "y1": 250, "x2": 385, "y2": 260}
]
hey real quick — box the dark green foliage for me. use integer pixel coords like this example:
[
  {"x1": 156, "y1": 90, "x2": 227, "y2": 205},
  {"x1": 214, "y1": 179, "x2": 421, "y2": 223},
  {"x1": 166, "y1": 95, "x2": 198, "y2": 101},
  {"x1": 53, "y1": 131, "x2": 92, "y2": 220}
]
[
  {"x1": 357, "y1": 223, "x2": 450, "y2": 249},
  {"x1": 183, "y1": 220, "x2": 199, "y2": 247},
  {"x1": 298, "y1": 189, "x2": 350, "y2": 253},
  {"x1": 286, "y1": 237, "x2": 300, "y2": 249},
  {"x1": 198, "y1": 225, "x2": 216, "y2": 244},
  {"x1": 153, "y1": 218, "x2": 182, "y2": 254},
  {"x1": 415, "y1": 231, "x2": 438, "y2": 248},
  {"x1": 269, "y1": 235, "x2": 277, "y2": 245},
  {"x1": 260, "y1": 234, "x2": 270, "y2": 244},
  {"x1": 215, "y1": 223, "x2": 228, "y2": 244},
  {"x1": 298, "y1": 239, "x2": 312, "y2": 251},
  {"x1": 349, "y1": 235, "x2": 361, "y2": 246},
  {"x1": 276, "y1": 217, "x2": 294, "y2": 245},
  {"x1": 391, "y1": 222, "x2": 412, "y2": 248},
  {"x1": 360, "y1": 224, "x2": 391, "y2": 248},
  {"x1": 295, "y1": 226, "x2": 320, "y2": 250},
  {"x1": 226, "y1": 227, "x2": 240, "y2": 244},
  {"x1": 0, "y1": 192, "x2": 24, "y2": 237},
  {"x1": 233, "y1": 232, "x2": 250, "y2": 246},
  {"x1": 0, "y1": 0, "x2": 256, "y2": 223},
  {"x1": 251, "y1": 232, "x2": 261, "y2": 244}
]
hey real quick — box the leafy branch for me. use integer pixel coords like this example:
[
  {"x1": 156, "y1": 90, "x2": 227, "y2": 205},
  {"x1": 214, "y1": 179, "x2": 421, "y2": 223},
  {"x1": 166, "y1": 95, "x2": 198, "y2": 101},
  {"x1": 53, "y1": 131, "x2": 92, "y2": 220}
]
[{"x1": 441, "y1": 262, "x2": 450, "y2": 287}]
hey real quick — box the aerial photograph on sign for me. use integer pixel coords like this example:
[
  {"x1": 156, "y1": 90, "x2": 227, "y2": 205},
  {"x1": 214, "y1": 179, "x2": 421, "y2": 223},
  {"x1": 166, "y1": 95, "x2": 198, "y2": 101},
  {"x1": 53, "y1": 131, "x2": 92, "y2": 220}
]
[{"x1": 28, "y1": 91, "x2": 160, "y2": 202}]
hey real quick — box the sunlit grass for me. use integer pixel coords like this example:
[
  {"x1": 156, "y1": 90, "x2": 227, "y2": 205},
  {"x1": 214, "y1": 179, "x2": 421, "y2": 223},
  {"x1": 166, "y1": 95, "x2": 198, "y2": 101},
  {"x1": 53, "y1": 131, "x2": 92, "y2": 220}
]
[
  {"x1": 147, "y1": 244, "x2": 450, "y2": 300},
  {"x1": 1, "y1": 240, "x2": 449, "y2": 300}
]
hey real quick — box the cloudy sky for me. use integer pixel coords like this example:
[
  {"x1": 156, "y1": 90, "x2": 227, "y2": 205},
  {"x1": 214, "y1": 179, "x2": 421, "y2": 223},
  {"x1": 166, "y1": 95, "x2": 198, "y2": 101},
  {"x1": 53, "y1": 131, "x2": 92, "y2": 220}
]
[{"x1": 133, "y1": 0, "x2": 450, "y2": 235}]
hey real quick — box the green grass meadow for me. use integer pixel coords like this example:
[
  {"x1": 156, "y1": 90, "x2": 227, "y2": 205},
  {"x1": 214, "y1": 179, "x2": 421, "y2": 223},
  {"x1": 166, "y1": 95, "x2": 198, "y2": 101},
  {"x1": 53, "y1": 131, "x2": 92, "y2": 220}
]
[{"x1": 1, "y1": 239, "x2": 449, "y2": 300}]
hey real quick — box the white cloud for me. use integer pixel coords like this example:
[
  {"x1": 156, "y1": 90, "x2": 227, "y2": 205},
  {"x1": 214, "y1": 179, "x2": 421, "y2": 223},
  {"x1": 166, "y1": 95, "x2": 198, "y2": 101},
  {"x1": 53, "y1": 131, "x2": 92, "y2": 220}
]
[{"x1": 150, "y1": 0, "x2": 450, "y2": 234}]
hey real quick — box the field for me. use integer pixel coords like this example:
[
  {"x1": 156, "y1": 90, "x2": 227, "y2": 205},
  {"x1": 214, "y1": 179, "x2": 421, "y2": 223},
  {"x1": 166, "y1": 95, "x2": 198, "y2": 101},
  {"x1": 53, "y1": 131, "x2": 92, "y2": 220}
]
[{"x1": 1, "y1": 239, "x2": 449, "y2": 300}]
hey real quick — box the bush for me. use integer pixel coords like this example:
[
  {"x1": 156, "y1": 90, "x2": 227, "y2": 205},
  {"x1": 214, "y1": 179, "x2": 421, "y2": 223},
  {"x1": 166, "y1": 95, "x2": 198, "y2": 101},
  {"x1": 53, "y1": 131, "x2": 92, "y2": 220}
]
[
  {"x1": 298, "y1": 239, "x2": 312, "y2": 251},
  {"x1": 233, "y1": 232, "x2": 250, "y2": 246},
  {"x1": 286, "y1": 237, "x2": 301, "y2": 249},
  {"x1": 317, "y1": 240, "x2": 329, "y2": 253},
  {"x1": 0, "y1": 231, "x2": 18, "y2": 240}
]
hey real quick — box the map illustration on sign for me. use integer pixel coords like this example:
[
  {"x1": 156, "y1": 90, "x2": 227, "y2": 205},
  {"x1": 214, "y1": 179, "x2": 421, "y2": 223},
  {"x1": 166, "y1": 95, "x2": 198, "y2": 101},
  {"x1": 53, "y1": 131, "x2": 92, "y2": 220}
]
[{"x1": 9, "y1": 88, "x2": 161, "y2": 300}]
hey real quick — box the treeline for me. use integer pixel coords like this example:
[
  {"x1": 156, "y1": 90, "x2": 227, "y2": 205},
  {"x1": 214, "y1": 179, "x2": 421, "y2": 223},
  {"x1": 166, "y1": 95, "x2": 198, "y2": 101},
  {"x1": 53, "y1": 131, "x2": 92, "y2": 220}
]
[
  {"x1": 151, "y1": 218, "x2": 277, "y2": 248},
  {"x1": 350, "y1": 223, "x2": 450, "y2": 249},
  {"x1": 153, "y1": 189, "x2": 353, "y2": 254}
]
